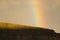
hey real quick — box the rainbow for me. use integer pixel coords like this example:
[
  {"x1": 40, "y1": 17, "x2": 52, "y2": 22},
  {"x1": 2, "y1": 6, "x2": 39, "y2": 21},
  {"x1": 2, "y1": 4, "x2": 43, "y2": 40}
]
[{"x1": 29, "y1": 0, "x2": 46, "y2": 28}]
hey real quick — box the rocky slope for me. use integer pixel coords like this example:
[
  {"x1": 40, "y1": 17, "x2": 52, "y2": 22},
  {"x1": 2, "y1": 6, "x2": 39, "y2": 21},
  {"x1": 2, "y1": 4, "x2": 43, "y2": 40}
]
[{"x1": 0, "y1": 22, "x2": 60, "y2": 40}]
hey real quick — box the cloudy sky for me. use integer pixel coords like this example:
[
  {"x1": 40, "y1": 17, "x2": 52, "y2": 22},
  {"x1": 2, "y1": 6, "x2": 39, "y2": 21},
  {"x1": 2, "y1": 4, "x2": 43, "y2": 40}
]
[
  {"x1": 0, "y1": 0, "x2": 60, "y2": 33},
  {"x1": 41, "y1": 0, "x2": 60, "y2": 33}
]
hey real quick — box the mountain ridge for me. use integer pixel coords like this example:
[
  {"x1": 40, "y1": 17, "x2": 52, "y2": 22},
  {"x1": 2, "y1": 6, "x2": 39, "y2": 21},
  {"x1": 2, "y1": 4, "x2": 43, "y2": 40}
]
[{"x1": 0, "y1": 22, "x2": 60, "y2": 40}]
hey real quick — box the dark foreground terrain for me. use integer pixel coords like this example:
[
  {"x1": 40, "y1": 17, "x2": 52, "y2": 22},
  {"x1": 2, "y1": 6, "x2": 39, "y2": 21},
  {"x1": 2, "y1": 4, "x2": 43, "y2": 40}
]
[
  {"x1": 0, "y1": 22, "x2": 60, "y2": 40},
  {"x1": 0, "y1": 28, "x2": 60, "y2": 40}
]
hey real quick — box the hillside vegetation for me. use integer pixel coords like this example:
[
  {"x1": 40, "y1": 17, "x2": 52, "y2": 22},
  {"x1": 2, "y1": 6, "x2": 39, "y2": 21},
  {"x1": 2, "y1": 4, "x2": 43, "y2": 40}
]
[{"x1": 0, "y1": 22, "x2": 46, "y2": 29}]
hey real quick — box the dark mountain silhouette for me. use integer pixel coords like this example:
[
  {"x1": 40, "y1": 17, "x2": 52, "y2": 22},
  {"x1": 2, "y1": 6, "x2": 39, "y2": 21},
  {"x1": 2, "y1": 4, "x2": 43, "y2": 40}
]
[{"x1": 0, "y1": 22, "x2": 60, "y2": 40}]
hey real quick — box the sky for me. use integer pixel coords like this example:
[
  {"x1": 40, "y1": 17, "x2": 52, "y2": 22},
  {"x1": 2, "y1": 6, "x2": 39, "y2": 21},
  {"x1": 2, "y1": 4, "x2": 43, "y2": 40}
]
[
  {"x1": 0, "y1": 0, "x2": 60, "y2": 33},
  {"x1": 41, "y1": 0, "x2": 60, "y2": 33}
]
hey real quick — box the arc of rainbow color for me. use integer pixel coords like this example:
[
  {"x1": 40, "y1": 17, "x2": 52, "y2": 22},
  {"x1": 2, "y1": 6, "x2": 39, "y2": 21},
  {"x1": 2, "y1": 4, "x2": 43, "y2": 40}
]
[{"x1": 29, "y1": 0, "x2": 46, "y2": 27}]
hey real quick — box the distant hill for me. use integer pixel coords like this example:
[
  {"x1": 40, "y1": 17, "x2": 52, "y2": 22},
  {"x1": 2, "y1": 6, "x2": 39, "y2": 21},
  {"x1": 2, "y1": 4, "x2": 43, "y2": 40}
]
[
  {"x1": 0, "y1": 22, "x2": 60, "y2": 40},
  {"x1": 0, "y1": 22, "x2": 46, "y2": 29}
]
